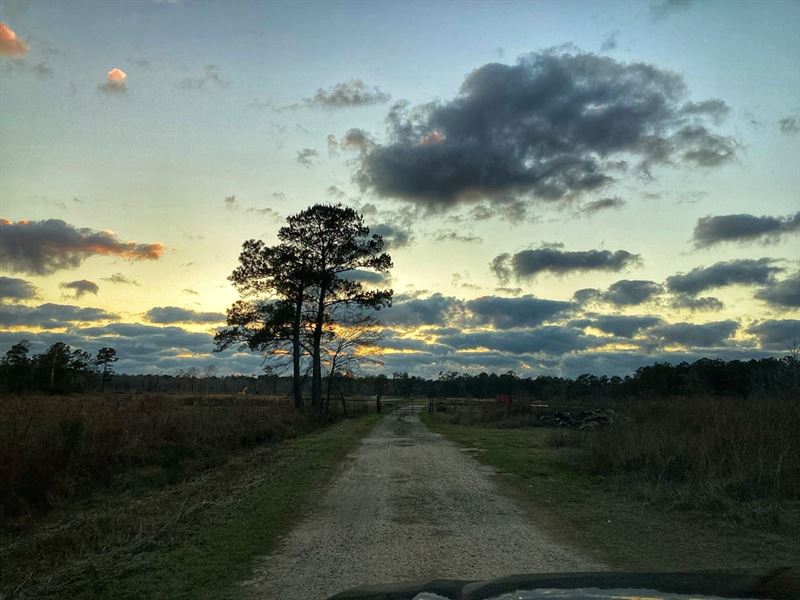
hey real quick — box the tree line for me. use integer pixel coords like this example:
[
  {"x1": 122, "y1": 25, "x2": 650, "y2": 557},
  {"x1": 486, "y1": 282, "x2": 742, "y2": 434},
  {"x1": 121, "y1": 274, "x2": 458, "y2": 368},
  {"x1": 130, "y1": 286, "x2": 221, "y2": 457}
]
[
  {"x1": 0, "y1": 340, "x2": 117, "y2": 394},
  {"x1": 3, "y1": 342, "x2": 795, "y2": 401}
]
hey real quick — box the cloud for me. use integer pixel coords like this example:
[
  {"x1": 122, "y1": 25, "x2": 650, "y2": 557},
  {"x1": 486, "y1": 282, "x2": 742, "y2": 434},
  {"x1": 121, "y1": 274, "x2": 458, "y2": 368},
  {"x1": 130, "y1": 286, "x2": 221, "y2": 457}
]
[
  {"x1": 176, "y1": 65, "x2": 230, "y2": 90},
  {"x1": 340, "y1": 269, "x2": 390, "y2": 285},
  {"x1": 382, "y1": 293, "x2": 461, "y2": 326},
  {"x1": 665, "y1": 258, "x2": 783, "y2": 296},
  {"x1": 650, "y1": 0, "x2": 694, "y2": 20},
  {"x1": 669, "y1": 294, "x2": 724, "y2": 312},
  {"x1": 600, "y1": 30, "x2": 619, "y2": 52},
  {"x1": 246, "y1": 206, "x2": 281, "y2": 221},
  {"x1": 491, "y1": 247, "x2": 640, "y2": 282},
  {"x1": 370, "y1": 222, "x2": 412, "y2": 250},
  {"x1": 60, "y1": 279, "x2": 99, "y2": 298},
  {"x1": 465, "y1": 295, "x2": 572, "y2": 329},
  {"x1": 432, "y1": 229, "x2": 483, "y2": 243},
  {"x1": 692, "y1": 212, "x2": 800, "y2": 247},
  {"x1": 356, "y1": 49, "x2": 735, "y2": 214},
  {"x1": 183, "y1": 288, "x2": 199, "y2": 295},
  {"x1": 296, "y1": 148, "x2": 318, "y2": 167},
  {"x1": 571, "y1": 315, "x2": 663, "y2": 338},
  {"x1": 597, "y1": 279, "x2": 663, "y2": 305},
  {"x1": 1, "y1": 57, "x2": 52, "y2": 77},
  {"x1": 308, "y1": 79, "x2": 390, "y2": 108},
  {"x1": 224, "y1": 195, "x2": 238, "y2": 209},
  {"x1": 779, "y1": 117, "x2": 799, "y2": 135},
  {"x1": 340, "y1": 128, "x2": 372, "y2": 152},
  {"x1": 649, "y1": 320, "x2": 738, "y2": 348},
  {"x1": 0, "y1": 22, "x2": 27, "y2": 56},
  {"x1": 98, "y1": 67, "x2": 127, "y2": 94},
  {"x1": 0, "y1": 276, "x2": 37, "y2": 301},
  {"x1": 437, "y1": 326, "x2": 604, "y2": 356},
  {"x1": 0, "y1": 218, "x2": 164, "y2": 275},
  {"x1": 755, "y1": 271, "x2": 800, "y2": 308},
  {"x1": 102, "y1": 272, "x2": 141, "y2": 286},
  {"x1": 747, "y1": 319, "x2": 800, "y2": 350},
  {"x1": 578, "y1": 196, "x2": 626, "y2": 216},
  {"x1": 0, "y1": 302, "x2": 118, "y2": 329},
  {"x1": 144, "y1": 306, "x2": 225, "y2": 324}
]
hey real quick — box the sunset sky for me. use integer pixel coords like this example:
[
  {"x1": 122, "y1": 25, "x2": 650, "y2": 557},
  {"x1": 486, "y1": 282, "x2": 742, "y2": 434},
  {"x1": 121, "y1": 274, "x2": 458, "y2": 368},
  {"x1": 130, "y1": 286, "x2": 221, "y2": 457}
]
[{"x1": 1, "y1": 0, "x2": 798, "y2": 378}]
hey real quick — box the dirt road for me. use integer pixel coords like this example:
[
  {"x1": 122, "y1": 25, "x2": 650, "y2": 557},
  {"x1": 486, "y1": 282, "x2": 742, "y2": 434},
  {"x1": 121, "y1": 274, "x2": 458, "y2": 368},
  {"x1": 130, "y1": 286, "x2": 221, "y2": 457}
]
[{"x1": 241, "y1": 410, "x2": 600, "y2": 599}]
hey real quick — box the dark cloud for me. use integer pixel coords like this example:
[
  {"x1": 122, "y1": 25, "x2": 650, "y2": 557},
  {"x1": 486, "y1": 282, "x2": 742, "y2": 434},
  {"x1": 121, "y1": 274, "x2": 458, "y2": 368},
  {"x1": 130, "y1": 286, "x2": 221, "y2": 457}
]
[
  {"x1": 1, "y1": 57, "x2": 52, "y2": 78},
  {"x1": 176, "y1": 65, "x2": 230, "y2": 90},
  {"x1": 340, "y1": 269, "x2": 390, "y2": 285},
  {"x1": 494, "y1": 286, "x2": 523, "y2": 296},
  {"x1": 0, "y1": 276, "x2": 37, "y2": 301},
  {"x1": 437, "y1": 326, "x2": 604, "y2": 356},
  {"x1": 665, "y1": 258, "x2": 783, "y2": 296},
  {"x1": 779, "y1": 117, "x2": 799, "y2": 135},
  {"x1": 669, "y1": 295, "x2": 724, "y2": 312},
  {"x1": 60, "y1": 279, "x2": 99, "y2": 298},
  {"x1": 432, "y1": 230, "x2": 483, "y2": 243},
  {"x1": 144, "y1": 306, "x2": 225, "y2": 324},
  {"x1": 650, "y1": 0, "x2": 695, "y2": 20},
  {"x1": 0, "y1": 302, "x2": 118, "y2": 329},
  {"x1": 465, "y1": 295, "x2": 572, "y2": 329},
  {"x1": 649, "y1": 320, "x2": 738, "y2": 348},
  {"x1": 296, "y1": 148, "x2": 319, "y2": 167},
  {"x1": 598, "y1": 279, "x2": 663, "y2": 305},
  {"x1": 370, "y1": 222, "x2": 412, "y2": 250},
  {"x1": 0, "y1": 218, "x2": 164, "y2": 275},
  {"x1": 382, "y1": 293, "x2": 461, "y2": 327},
  {"x1": 600, "y1": 31, "x2": 619, "y2": 52},
  {"x1": 755, "y1": 271, "x2": 800, "y2": 308},
  {"x1": 747, "y1": 319, "x2": 800, "y2": 351},
  {"x1": 571, "y1": 315, "x2": 663, "y2": 338},
  {"x1": 102, "y1": 273, "x2": 141, "y2": 286},
  {"x1": 308, "y1": 79, "x2": 390, "y2": 108},
  {"x1": 692, "y1": 212, "x2": 800, "y2": 247},
  {"x1": 491, "y1": 247, "x2": 640, "y2": 282},
  {"x1": 356, "y1": 50, "x2": 734, "y2": 214},
  {"x1": 578, "y1": 196, "x2": 626, "y2": 216}
]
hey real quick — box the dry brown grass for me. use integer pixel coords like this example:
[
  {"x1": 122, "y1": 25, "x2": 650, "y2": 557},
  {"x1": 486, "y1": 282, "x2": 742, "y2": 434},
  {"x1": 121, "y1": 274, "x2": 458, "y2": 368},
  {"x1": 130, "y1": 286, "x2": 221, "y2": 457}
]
[
  {"x1": 0, "y1": 393, "x2": 315, "y2": 523},
  {"x1": 588, "y1": 395, "x2": 800, "y2": 521}
]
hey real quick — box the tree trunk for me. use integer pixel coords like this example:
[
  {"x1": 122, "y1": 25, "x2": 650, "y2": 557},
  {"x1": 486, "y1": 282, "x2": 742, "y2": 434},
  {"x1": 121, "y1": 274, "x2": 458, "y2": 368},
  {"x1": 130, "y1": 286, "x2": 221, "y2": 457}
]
[
  {"x1": 311, "y1": 287, "x2": 326, "y2": 414},
  {"x1": 292, "y1": 292, "x2": 304, "y2": 409}
]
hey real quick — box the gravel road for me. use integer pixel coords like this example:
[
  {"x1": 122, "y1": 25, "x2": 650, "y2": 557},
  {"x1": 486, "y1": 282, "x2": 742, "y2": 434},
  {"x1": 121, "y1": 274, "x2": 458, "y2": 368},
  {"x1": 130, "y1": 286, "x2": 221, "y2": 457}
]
[{"x1": 241, "y1": 409, "x2": 600, "y2": 599}]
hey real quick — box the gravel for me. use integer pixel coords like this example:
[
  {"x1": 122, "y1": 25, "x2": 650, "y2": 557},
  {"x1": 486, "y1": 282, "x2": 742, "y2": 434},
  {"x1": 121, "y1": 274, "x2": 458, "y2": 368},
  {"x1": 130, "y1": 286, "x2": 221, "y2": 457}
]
[{"x1": 241, "y1": 412, "x2": 601, "y2": 599}]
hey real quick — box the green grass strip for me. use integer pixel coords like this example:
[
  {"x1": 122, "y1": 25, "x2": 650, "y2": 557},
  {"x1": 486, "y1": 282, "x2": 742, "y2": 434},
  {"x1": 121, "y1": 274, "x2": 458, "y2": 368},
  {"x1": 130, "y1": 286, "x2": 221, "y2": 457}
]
[
  {"x1": 421, "y1": 413, "x2": 800, "y2": 571},
  {"x1": 100, "y1": 414, "x2": 380, "y2": 600}
]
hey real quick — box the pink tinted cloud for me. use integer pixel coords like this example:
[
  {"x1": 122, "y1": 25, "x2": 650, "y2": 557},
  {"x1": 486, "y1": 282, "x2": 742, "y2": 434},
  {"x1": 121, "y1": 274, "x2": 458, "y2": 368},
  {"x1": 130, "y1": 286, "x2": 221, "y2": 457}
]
[
  {"x1": 0, "y1": 218, "x2": 164, "y2": 275},
  {"x1": 0, "y1": 22, "x2": 28, "y2": 57},
  {"x1": 99, "y1": 67, "x2": 128, "y2": 93}
]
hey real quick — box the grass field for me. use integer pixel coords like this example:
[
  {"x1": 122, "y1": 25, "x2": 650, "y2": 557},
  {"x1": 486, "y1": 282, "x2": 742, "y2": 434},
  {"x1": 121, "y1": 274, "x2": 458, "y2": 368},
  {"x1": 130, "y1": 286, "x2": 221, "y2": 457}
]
[
  {"x1": 1, "y1": 394, "x2": 379, "y2": 599},
  {"x1": 421, "y1": 412, "x2": 800, "y2": 571}
]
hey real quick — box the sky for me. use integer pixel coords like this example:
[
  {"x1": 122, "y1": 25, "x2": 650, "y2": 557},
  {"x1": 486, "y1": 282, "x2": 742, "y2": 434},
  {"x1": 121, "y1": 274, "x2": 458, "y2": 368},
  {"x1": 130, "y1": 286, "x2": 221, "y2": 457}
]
[{"x1": 1, "y1": 0, "x2": 799, "y2": 378}]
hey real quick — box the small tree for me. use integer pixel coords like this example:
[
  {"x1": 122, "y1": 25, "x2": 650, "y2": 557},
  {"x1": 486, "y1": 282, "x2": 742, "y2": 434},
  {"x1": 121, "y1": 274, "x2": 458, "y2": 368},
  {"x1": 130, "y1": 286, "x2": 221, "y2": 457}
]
[
  {"x1": 323, "y1": 309, "x2": 384, "y2": 413},
  {"x1": 95, "y1": 347, "x2": 118, "y2": 392}
]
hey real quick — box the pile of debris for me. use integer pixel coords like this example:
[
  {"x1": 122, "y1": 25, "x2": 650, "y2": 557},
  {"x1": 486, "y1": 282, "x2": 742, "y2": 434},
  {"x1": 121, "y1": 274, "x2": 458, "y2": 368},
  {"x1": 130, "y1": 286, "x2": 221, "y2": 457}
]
[{"x1": 536, "y1": 408, "x2": 625, "y2": 430}]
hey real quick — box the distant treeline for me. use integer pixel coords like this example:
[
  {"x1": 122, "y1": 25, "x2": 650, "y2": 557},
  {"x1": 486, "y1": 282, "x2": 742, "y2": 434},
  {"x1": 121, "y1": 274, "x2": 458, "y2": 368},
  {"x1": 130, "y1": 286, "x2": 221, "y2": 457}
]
[{"x1": 2, "y1": 338, "x2": 797, "y2": 399}]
